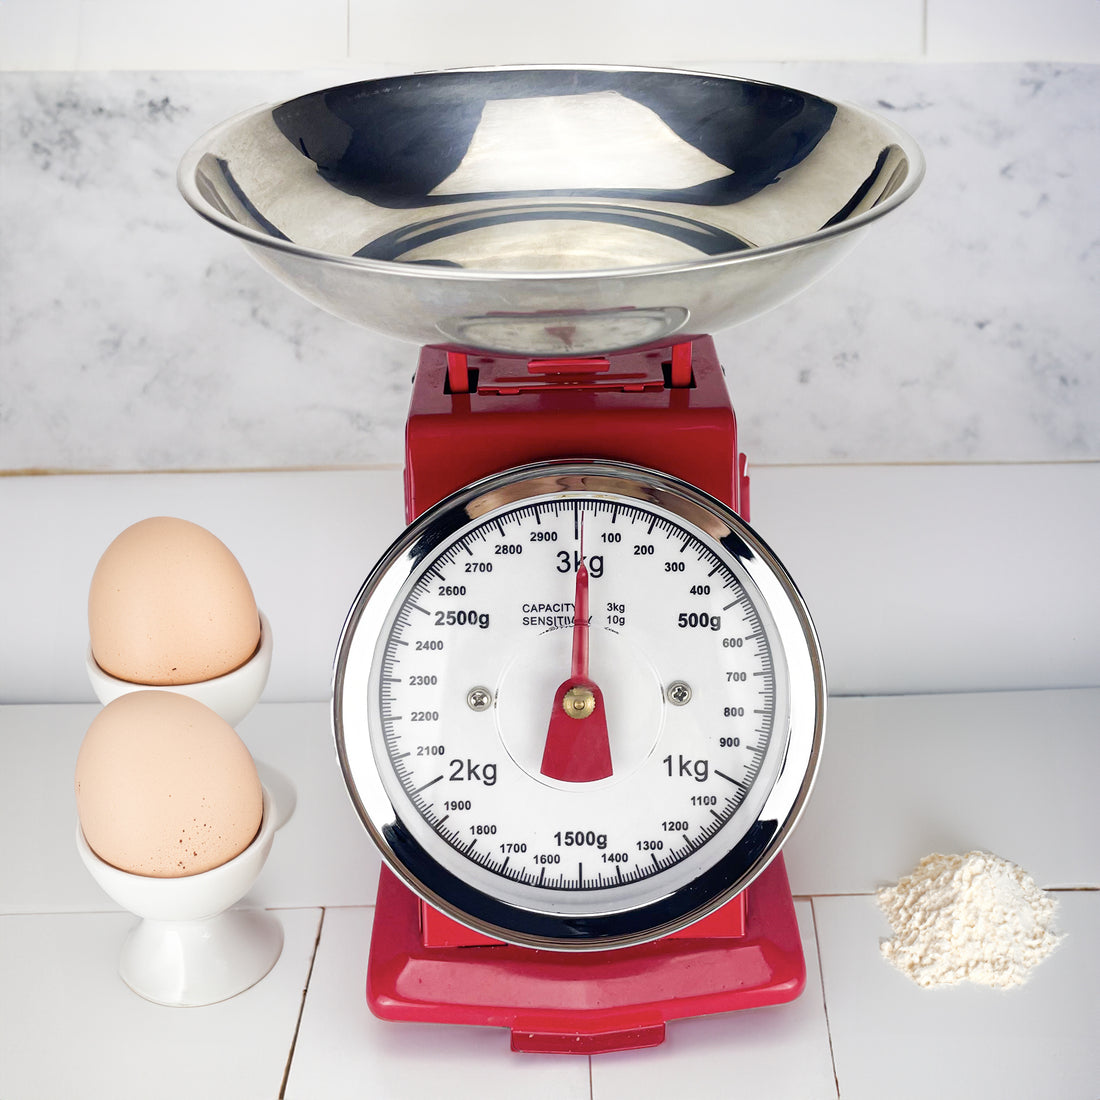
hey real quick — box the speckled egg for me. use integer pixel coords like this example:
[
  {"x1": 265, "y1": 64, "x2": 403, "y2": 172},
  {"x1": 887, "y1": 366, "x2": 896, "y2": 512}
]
[
  {"x1": 89, "y1": 516, "x2": 260, "y2": 685},
  {"x1": 75, "y1": 691, "x2": 263, "y2": 877}
]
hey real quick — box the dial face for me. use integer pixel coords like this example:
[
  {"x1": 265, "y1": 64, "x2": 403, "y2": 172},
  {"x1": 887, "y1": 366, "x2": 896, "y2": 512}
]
[{"x1": 335, "y1": 461, "x2": 824, "y2": 950}]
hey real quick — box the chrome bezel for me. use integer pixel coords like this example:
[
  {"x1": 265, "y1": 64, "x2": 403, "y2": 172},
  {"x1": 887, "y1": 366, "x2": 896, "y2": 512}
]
[{"x1": 333, "y1": 459, "x2": 825, "y2": 950}]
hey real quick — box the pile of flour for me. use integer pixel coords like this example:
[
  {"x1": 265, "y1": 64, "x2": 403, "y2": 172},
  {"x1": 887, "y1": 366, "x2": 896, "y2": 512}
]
[{"x1": 877, "y1": 850, "x2": 1063, "y2": 989}]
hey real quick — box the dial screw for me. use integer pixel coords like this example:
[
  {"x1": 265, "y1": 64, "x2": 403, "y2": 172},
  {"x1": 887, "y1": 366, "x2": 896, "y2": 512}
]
[
  {"x1": 667, "y1": 681, "x2": 692, "y2": 706},
  {"x1": 466, "y1": 686, "x2": 493, "y2": 712},
  {"x1": 562, "y1": 685, "x2": 597, "y2": 720}
]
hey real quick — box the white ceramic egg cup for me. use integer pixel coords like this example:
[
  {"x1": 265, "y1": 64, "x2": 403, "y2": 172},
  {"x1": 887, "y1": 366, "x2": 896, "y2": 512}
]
[
  {"x1": 86, "y1": 610, "x2": 273, "y2": 729},
  {"x1": 85, "y1": 611, "x2": 295, "y2": 826},
  {"x1": 76, "y1": 786, "x2": 283, "y2": 1007}
]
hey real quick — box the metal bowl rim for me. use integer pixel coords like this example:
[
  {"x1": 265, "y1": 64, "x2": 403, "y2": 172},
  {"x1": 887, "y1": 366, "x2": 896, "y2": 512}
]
[{"x1": 177, "y1": 63, "x2": 926, "y2": 284}]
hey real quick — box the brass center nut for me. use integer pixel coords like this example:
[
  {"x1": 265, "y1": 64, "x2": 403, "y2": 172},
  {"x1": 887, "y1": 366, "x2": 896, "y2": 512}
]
[{"x1": 562, "y1": 685, "x2": 597, "y2": 720}]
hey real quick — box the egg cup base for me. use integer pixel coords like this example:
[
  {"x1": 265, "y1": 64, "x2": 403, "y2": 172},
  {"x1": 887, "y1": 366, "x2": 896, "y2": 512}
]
[{"x1": 120, "y1": 907, "x2": 284, "y2": 1007}]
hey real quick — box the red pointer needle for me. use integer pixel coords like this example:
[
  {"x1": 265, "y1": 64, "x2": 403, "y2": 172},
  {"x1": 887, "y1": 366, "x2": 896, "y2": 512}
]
[
  {"x1": 571, "y1": 539, "x2": 591, "y2": 681},
  {"x1": 540, "y1": 520, "x2": 613, "y2": 782}
]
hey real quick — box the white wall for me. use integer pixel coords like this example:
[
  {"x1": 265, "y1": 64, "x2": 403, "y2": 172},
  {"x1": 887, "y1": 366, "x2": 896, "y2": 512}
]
[
  {"x1": 0, "y1": 2, "x2": 1097, "y2": 702},
  {"x1": 2, "y1": 0, "x2": 1099, "y2": 69}
]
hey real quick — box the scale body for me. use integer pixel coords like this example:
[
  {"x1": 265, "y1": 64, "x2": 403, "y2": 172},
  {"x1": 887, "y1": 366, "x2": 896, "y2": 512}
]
[
  {"x1": 178, "y1": 64, "x2": 923, "y2": 1055},
  {"x1": 334, "y1": 335, "x2": 821, "y2": 1053}
]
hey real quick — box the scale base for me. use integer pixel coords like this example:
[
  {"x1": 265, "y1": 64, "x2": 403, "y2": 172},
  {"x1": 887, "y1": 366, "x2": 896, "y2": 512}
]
[{"x1": 367, "y1": 855, "x2": 804, "y2": 1054}]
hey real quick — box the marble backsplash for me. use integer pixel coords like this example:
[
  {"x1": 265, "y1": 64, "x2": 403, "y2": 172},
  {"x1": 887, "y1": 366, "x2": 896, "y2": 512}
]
[{"x1": 1, "y1": 61, "x2": 1097, "y2": 471}]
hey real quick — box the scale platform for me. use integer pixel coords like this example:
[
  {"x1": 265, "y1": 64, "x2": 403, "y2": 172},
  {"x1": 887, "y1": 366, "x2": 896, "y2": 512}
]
[{"x1": 179, "y1": 66, "x2": 923, "y2": 360}]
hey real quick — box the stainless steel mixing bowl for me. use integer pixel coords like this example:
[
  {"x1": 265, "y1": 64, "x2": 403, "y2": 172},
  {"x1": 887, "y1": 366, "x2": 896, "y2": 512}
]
[{"x1": 179, "y1": 67, "x2": 923, "y2": 356}]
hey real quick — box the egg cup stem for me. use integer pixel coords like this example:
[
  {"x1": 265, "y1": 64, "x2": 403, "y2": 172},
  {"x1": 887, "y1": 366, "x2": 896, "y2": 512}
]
[{"x1": 120, "y1": 908, "x2": 284, "y2": 1007}]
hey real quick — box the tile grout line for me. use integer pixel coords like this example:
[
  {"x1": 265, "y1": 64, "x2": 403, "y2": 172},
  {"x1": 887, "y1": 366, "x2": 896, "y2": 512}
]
[
  {"x1": 4, "y1": 458, "x2": 1098, "y2": 479},
  {"x1": 794, "y1": 886, "x2": 1100, "y2": 900},
  {"x1": 279, "y1": 906, "x2": 327, "y2": 1100},
  {"x1": 809, "y1": 898, "x2": 842, "y2": 1100}
]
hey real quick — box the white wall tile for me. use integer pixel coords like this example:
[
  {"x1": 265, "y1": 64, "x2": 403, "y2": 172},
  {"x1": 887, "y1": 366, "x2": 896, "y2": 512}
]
[
  {"x1": 783, "y1": 691, "x2": 1100, "y2": 897},
  {"x1": 4, "y1": 0, "x2": 1099, "y2": 72},
  {"x1": 349, "y1": 0, "x2": 924, "y2": 66},
  {"x1": 75, "y1": 0, "x2": 348, "y2": 70},
  {"x1": 928, "y1": 0, "x2": 1100, "y2": 61},
  {"x1": 751, "y1": 463, "x2": 1100, "y2": 696},
  {"x1": 0, "y1": 0, "x2": 80, "y2": 69},
  {"x1": 0, "y1": 464, "x2": 1096, "y2": 703}
]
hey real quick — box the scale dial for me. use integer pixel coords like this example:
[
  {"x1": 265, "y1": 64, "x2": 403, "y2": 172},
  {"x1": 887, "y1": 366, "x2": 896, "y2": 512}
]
[{"x1": 335, "y1": 461, "x2": 824, "y2": 950}]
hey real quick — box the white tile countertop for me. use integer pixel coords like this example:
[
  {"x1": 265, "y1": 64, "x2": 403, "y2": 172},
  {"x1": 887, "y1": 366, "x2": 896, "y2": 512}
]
[{"x1": 2, "y1": 691, "x2": 1097, "y2": 1099}]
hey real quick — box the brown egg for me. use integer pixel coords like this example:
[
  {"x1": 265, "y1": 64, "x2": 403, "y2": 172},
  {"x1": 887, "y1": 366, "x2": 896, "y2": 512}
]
[
  {"x1": 89, "y1": 516, "x2": 260, "y2": 685},
  {"x1": 75, "y1": 691, "x2": 263, "y2": 877}
]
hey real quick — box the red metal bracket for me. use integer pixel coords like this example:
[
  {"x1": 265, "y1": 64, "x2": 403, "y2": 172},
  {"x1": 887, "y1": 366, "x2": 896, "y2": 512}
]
[
  {"x1": 477, "y1": 349, "x2": 664, "y2": 395},
  {"x1": 528, "y1": 356, "x2": 611, "y2": 374},
  {"x1": 407, "y1": 337, "x2": 736, "y2": 520},
  {"x1": 443, "y1": 343, "x2": 693, "y2": 398},
  {"x1": 670, "y1": 341, "x2": 692, "y2": 387},
  {"x1": 446, "y1": 351, "x2": 470, "y2": 394}
]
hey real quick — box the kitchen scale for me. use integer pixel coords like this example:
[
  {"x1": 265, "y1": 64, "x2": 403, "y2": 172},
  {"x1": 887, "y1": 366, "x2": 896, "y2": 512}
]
[{"x1": 179, "y1": 66, "x2": 923, "y2": 1053}]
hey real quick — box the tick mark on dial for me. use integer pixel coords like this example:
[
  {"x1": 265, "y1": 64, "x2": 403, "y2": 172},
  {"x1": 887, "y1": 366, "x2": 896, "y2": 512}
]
[{"x1": 714, "y1": 770, "x2": 746, "y2": 790}]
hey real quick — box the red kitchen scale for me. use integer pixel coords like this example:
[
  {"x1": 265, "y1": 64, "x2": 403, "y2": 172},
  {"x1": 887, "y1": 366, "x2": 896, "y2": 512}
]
[{"x1": 180, "y1": 65, "x2": 923, "y2": 1053}]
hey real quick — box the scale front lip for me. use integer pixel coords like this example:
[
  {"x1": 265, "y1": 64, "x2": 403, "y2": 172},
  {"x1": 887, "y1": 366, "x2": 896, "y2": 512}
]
[{"x1": 332, "y1": 459, "x2": 826, "y2": 952}]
